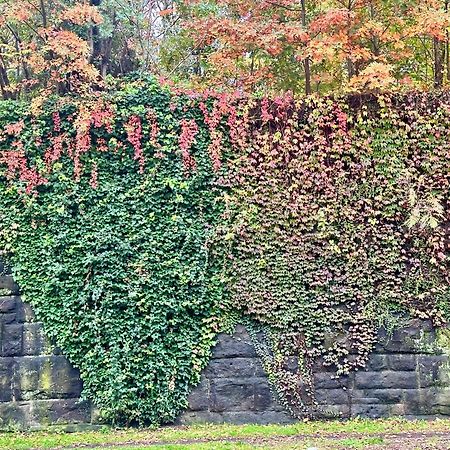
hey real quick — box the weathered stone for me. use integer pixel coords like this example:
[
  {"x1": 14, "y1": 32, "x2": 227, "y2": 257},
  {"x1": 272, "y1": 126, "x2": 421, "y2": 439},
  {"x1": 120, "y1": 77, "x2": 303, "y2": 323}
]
[
  {"x1": 211, "y1": 327, "x2": 257, "y2": 359},
  {"x1": 354, "y1": 371, "x2": 418, "y2": 390},
  {"x1": 320, "y1": 404, "x2": 351, "y2": 419},
  {"x1": 403, "y1": 388, "x2": 438, "y2": 415},
  {"x1": 177, "y1": 411, "x2": 224, "y2": 425},
  {"x1": 315, "y1": 388, "x2": 349, "y2": 405},
  {"x1": 186, "y1": 377, "x2": 210, "y2": 411},
  {"x1": 13, "y1": 356, "x2": 82, "y2": 400},
  {"x1": 417, "y1": 357, "x2": 446, "y2": 388},
  {"x1": 0, "y1": 358, "x2": 14, "y2": 402},
  {"x1": 1, "y1": 324, "x2": 23, "y2": 356},
  {"x1": 351, "y1": 403, "x2": 391, "y2": 418},
  {"x1": 1, "y1": 299, "x2": 450, "y2": 429},
  {"x1": 29, "y1": 399, "x2": 92, "y2": 425},
  {"x1": 366, "y1": 354, "x2": 388, "y2": 371},
  {"x1": 15, "y1": 301, "x2": 36, "y2": 323},
  {"x1": 254, "y1": 379, "x2": 282, "y2": 411},
  {"x1": 210, "y1": 378, "x2": 255, "y2": 412},
  {"x1": 22, "y1": 323, "x2": 50, "y2": 356},
  {"x1": 436, "y1": 387, "x2": 450, "y2": 408},
  {"x1": 204, "y1": 357, "x2": 265, "y2": 378},
  {"x1": 0, "y1": 276, "x2": 19, "y2": 296},
  {"x1": 418, "y1": 354, "x2": 448, "y2": 372},
  {"x1": 0, "y1": 313, "x2": 16, "y2": 325},
  {"x1": 438, "y1": 405, "x2": 450, "y2": 415},
  {"x1": 350, "y1": 390, "x2": 379, "y2": 405},
  {"x1": 363, "y1": 389, "x2": 404, "y2": 404},
  {"x1": 387, "y1": 354, "x2": 417, "y2": 371},
  {"x1": 0, "y1": 297, "x2": 17, "y2": 313},
  {"x1": 313, "y1": 372, "x2": 350, "y2": 389},
  {"x1": 0, "y1": 402, "x2": 30, "y2": 429},
  {"x1": 376, "y1": 322, "x2": 437, "y2": 354}
]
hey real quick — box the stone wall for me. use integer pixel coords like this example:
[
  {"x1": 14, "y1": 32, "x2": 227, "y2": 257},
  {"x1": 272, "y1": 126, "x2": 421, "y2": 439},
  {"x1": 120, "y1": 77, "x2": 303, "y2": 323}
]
[
  {"x1": 0, "y1": 269, "x2": 92, "y2": 429},
  {"x1": 179, "y1": 325, "x2": 294, "y2": 425},
  {"x1": 1, "y1": 264, "x2": 450, "y2": 428},
  {"x1": 179, "y1": 322, "x2": 450, "y2": 424}
]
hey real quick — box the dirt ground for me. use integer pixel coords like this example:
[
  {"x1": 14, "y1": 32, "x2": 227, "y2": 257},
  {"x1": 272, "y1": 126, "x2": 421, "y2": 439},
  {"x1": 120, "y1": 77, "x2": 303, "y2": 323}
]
[{"x1": 72, "y1": 431, "x2": 450, "y2": 449}]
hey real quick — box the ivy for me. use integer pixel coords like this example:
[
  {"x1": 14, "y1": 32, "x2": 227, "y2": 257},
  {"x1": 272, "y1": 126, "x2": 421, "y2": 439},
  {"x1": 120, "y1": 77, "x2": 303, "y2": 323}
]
[{"x1": 0, "y1": 79, "x2": 448, "y2": 424}]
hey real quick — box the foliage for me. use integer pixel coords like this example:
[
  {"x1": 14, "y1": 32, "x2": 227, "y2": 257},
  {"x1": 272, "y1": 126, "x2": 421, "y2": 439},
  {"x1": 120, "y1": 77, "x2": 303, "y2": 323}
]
[
  {"x1": 0, "y1": 78, "x2": 228, "y2": 424},
  {"x1": 0, "y1": 78, "x2": 448, "y2": 424},
  {"x1": 216, "y1": 91, "x2": 449, "y2": 413},
  {"x1": 0, "y1": 0, "x2": 103, "y2": 100},
  {"x1": 177, "y1": 0, "x2": 450, "y2": 94},
  {"x1": 3, "y1": 0, "x2": 450, "y2": 98}
]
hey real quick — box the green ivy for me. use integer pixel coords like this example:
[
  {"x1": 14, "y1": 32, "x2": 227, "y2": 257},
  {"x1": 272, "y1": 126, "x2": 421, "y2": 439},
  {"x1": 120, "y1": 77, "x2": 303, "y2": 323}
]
[
  {"x1": 0, "y1": 80, "x2": 448, "y2": 424},
  {"x1": 0, "y1": 79, "x2": 227, "y2": 425}
]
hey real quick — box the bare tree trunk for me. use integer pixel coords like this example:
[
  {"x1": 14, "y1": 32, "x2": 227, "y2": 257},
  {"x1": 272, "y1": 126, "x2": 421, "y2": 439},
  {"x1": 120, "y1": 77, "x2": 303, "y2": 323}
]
[
  {"x1": 446, "y1": 0, "x2": 450, "y2": 82},
  {"x1": 90, "y1": 0, "x2": 110, "y2": 77},
  {"x1": 0, "y1": 64, "x2": 11, "y2": 99},
  {"x1": 300, "y1": 0, "x2": 311, "y2": 95},
  {"x1": 434, "y1": 37, "x2": 445, "y2": 88},
  {"x1": 447, "y1": 33, "x2": 450, "y2": 82},
  {"x1": 39, "y1": 0, "x2": 47, "y2": 27}
]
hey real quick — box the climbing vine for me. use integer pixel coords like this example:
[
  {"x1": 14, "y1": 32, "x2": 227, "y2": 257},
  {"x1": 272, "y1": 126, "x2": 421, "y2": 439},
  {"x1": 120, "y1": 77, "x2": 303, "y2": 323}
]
[{"x1": 0, "y1": 78, "x2": 448, "y2": 424}]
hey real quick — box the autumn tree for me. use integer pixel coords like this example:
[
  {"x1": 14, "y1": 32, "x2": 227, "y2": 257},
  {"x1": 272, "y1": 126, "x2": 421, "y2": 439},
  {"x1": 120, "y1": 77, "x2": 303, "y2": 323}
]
[
  {"x1": 1, "y1": 0, "x2": 450, "y2": 98},
  {"x1": 0, "y1": 0, "x2": 179, "y2": 99},
  {"x1": 0, "y1": 0, "x2": 105, "y2": 99},
  {"x1": 175, "y1": 0, "x2": 450, "y2": 94}
]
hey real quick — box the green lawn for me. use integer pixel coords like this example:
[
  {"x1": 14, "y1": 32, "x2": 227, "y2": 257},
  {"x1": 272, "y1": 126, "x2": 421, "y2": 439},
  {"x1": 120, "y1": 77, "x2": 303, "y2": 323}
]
[{"x1": 1, "y1": 418, "x2": 450, "y2": 449}]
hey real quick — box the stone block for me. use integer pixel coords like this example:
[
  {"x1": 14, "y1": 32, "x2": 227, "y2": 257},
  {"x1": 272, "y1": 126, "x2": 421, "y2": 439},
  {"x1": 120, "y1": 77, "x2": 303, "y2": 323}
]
[
  {"x1": 0, "y1": 402, "x2": 30, "y2": 430},
  {"x1": 177, "y1": 411, "x2": 224, "y2": 425},
  {"x1": 29, "y1": 399, "x2": 92, "y2": 426},
  {"x1": 436, "y1": 387, "x2": 450, "y2": 406},
  {"x1": 0, "y1": 297, "x2": 17, "y2": 313},
  {"x1": 389, "y1": 403, "x2": 407, "y2": 415},
  {"x1": 13, "y1": 356, "x2": 82, "y2": 400},
  {"x1": 187, "y1": 377, "x2": 210, "y2": 411},
  {"x1": 366, "y1": 354, "x2": 388, "y2": 371},
  {"x1": 438, "y1": 405, "x2": 450, "y2": 415},
  {"x1": 0, "y1": 313, "x2": 16, "y2": 325},
  {"x1": 1, "y1": 324, "x2": 23, "y2": 356},
  {"x1": 354, "y1": 371, "x2": 418, "y2": 390},
  {"x1": 403, "y1": 388, "x2": 438, "y2": 415},
  {"x1": 204, "y1": 357, "x2": 265, "y2": 378},
  {"x1": 351, "y1": 403, "x2": 391, "y2": 418},
  {"x1": 417, "y1": 358, "x2": 443, "y2": 388},
  {"x1": 350, "y1": 389, "x2": 379, "y2": 404},
  {"x1": 0, "y1": 357, "x2": 14, "y2": 402},
  {"x1": 210, "y1": 378, "x2": 255, "y2": 412},
  {"x1": 375, "y1": 321, "x2": 437, "y2": 354},
  {"x1": 313, "y1": 372, "x2": 349, "y2": 389},
  {"x1": 0, "y1": 276, "x2": 19, "y2": 296},
  {"x1": 212, "y1": 327, "x2": 257, "y2": 359},
  {"x1": 315, "y1": 388, "x2": 349, "y2": 405},
  {"x1": 22, "y1": 323, "x2": 50, "y2": 356},
  {"x1": 387, "y1": 354, "x2": 417, "y2": 371},
  {"x1": 319, "y1": 404, "x2": 351, "y2": 419},
  {"x1": 254, "y1": 379, "x2": 281, "y2": 411},
  {"x1": 15, "y1": 301, "x2": 36, "y2": 323},
  {"x1": 366, "y1": 389, "x2": 404, "y2": 404}
]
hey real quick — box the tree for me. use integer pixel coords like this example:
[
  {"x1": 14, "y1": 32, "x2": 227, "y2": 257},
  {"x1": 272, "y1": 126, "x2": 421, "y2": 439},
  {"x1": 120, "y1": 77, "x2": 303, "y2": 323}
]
[{"x1": 175, "y1": 0, "x2": 450, "y2": 94}]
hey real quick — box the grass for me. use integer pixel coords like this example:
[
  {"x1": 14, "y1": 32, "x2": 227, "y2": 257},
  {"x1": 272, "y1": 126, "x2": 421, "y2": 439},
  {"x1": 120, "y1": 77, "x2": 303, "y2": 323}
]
[{"x1": 0, "y1": 418, "x2": 449, "y2": 449}]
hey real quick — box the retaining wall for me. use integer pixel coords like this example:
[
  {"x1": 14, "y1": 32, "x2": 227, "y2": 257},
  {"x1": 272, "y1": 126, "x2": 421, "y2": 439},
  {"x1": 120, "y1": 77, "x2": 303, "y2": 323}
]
[{"x1": 1, "y1": 268, "x2": 450, "y2": 429}]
